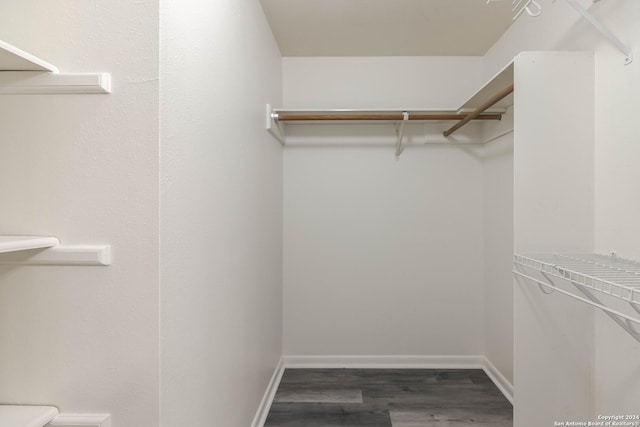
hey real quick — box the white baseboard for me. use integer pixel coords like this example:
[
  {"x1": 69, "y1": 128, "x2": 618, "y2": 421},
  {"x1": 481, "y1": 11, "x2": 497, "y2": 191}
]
[
  {"x1": 47, "y1": 414, "x2": 111, "y2": 427},
  {"x1": 481, "y1": 357, "x2": 514, "y2": 405},
  {"x1": 283, "y1": 355, "x2": 484, "y2": 369},
  {"x1": 250, "y1": 357, "x2": 285, "y2": 427}
]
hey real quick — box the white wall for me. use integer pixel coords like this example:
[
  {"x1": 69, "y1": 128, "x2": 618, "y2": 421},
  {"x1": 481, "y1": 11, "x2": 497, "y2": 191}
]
[
  {"x1": 0, "y1": 1, "x2": 160, "y2": 426},
  {"x1": 485, "y1": 0, "x2": 640, "y2": 420},
  {"x1": 483, "y1": 0, "x2": 593, "y2": 79},
  {"x1": 160, "y1": 1, "x2": 283, "y2": 426},
  {"x1": 513, "y1": 52, "x2": 595, "y2": 426},
  {"x1": 591, "y1": 0, "x2": 640, "y2": 259},
  {"x1": 482, "y1": 109, "x2": 514, "y2": 385},
  {"x1": 282, "y1": 57, "x2": 488, "y2": 357},
  {"x1": 284, "y1": 57, "x2": 484, "y2": 110},
  {"x1": 589, "y1": 0, "x2": 640, "y2": 414}
]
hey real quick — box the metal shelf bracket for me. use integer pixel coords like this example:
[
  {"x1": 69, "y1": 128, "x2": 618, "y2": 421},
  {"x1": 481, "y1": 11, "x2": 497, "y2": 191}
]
[
  {"x1": 560, "y1": 0, "x2": 633, "y2": 65},
  {"x1": 490, "y1": 0, "x2": 633, "y2": 64},
  {"x1": 514, "y1": 253, "x2": 640, "y2": 344}
]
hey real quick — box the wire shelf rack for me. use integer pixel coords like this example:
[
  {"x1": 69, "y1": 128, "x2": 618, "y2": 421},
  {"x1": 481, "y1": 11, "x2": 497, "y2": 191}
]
[
  {"x1": 514, "y1": 253, "x2": 640, "y2": 305},
  {"x1": 514, "y1": 253, "x2": 640, "y2": 342}
]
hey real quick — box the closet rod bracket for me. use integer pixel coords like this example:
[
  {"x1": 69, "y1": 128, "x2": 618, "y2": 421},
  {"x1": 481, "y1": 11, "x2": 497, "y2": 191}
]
[
  {"x1": 266, "y1": 104, "x2": 286, "y2": 146},
  {"x1": 395, "y1": 111, "x2": 409, "y2": 158}
]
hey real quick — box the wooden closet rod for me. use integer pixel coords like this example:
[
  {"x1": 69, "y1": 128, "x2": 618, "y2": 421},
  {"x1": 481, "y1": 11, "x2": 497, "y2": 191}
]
[
  {"x1": 276, "y1": 113, "x2": 503, "y2": 122},
  {"x1": 443, "y1": 84, "x2": 514, "y2": 137}
]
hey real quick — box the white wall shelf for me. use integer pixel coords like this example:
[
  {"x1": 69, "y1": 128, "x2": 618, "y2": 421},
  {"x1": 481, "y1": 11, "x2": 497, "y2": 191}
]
[
  {"x1": 47, "y1": 413, "x2": 111, "y2": 427},
  {"x1": 0, "y1": 236, "x2": 60, "y2": 253},
  {"x1": 0, "y1": 72, "x2": 111, "y2": 95},
  {"x1": 0, "y1": 40, "x2": 59, "y2": 72},
  {"x1": 0, "y1": 40, "x2": 111, "y2": 94},
  {"x1": 0, "y1": 407, "x2": 111, "y2": 427},
  {"x1": 514, "y1": 253, "x2": 640, "y2": 342},
  {"x1": 0, "y1": 236, "x2": 111, "y2": 266},
  {"x1": 0, "y1": 405, "x2": 59, "y2": 427}
]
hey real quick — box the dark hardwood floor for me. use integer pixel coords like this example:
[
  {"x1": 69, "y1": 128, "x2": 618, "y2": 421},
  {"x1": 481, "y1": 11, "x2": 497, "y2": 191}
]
[{"x1": 264, "y1": 369, "x2": 513, "y2": 426}]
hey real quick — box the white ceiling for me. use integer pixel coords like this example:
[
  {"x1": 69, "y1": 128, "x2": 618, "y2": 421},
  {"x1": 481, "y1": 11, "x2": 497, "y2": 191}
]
[{"x1": 260, "y1": 0, "x2": 514, "y2": 57}]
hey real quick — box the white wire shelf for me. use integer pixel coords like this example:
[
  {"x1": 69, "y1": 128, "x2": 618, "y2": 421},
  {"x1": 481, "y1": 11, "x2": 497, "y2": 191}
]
[
  {"x1": 514, "y1": 253, "x2": 640, "y2": 342},
  {"x1": 514, "y1": 253, "x2": 640, "y2": 305}
]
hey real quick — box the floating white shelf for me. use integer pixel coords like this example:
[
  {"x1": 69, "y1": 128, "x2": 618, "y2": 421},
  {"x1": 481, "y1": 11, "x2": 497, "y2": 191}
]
[
  {"x1": 0, "y1": 407, "x2": 110, "y2": 427},
  {"x1": 0, "y1": 40, "x2": 59, "y2": 72},
  {"x1": 47, "y1": 413, "x2": 111, "y2": 427},
  {"x1": 0, "y1": 72, "x2": 111, "y2": 95},
  {"x1": 0, "y1": 236, "x2": 111, "y2": 266},
  {"x1": 0, "y1": 236, "x2": 60, "y2": 254},
  {"x1": 0, "y1": 39, "x2": 111, "y2": 95},
  {"x1": 0, "y1": 405, "x2": 59, "y2": 427}
]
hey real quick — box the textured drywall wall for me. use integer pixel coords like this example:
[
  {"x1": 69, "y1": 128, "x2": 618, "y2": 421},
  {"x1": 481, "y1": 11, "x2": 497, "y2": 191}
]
[
  {"x1": 485, "y1": 0, "x2": 640, "y2": 420},
  {"x1": 282, "y1": 57, "x2": 486, "y2": 357},
  {"x1": 482, "y1": 116, "x2": 514, "y2": 386},
  {"x1": 0, "y1": 1, "x2": 160, "y2": 426},
  {"x1": 160, "y1": 0, "x2": 283, "y2": 426}
]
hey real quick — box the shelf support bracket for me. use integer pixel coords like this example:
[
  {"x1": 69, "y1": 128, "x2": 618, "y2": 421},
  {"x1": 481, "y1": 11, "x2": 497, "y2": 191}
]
[
  {"x1": 569, "y1": 281, "x2": 640, "y2": 343},
  {"x1": 628, "y1": 302, "x2": 640, "y2": 335},
  {"x1": 538, "y1": 271, "x2": 556, "y2": 294},
  {"x1": 560, "y1": 0, "x2": 633, "y2": 65},
  {"x1": 513, "y1": 268, "x2": 640, "y2": 344},
  {"x1": 395, "y1": 111, "x2": 409, "y2": 158}
]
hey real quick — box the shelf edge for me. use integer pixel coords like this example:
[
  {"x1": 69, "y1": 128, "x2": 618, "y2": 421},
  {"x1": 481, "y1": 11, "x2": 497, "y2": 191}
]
[
  {"x1": 0, "y1": 405, "x2": 60, "y2": 427},
  {"x1": 0, "y1": 245, "x2": 111, "y2": 266},
  {"x1": 47, "y1": 413, "x2": 111, "y2": 427},
  {"x1": 0, "y1": 72, "x2": 111, "y2": 94},
  {"x1": 0, "y1": 39, "x2": 60, "y2": 72},
  {"x1": 0, "y1": 236, "x2": 60, "y2": 254}
]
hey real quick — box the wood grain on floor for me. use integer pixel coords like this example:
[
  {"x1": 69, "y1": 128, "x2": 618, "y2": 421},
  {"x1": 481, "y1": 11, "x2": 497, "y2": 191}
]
[{"x1": 264, "y1": 369, "x2": 512, "y2": 427}]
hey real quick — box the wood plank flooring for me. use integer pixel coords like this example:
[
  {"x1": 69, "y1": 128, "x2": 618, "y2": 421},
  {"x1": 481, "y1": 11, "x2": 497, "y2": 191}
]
[{"x1": 265, "y1": 369, "x2": 512, "y2": 427}]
